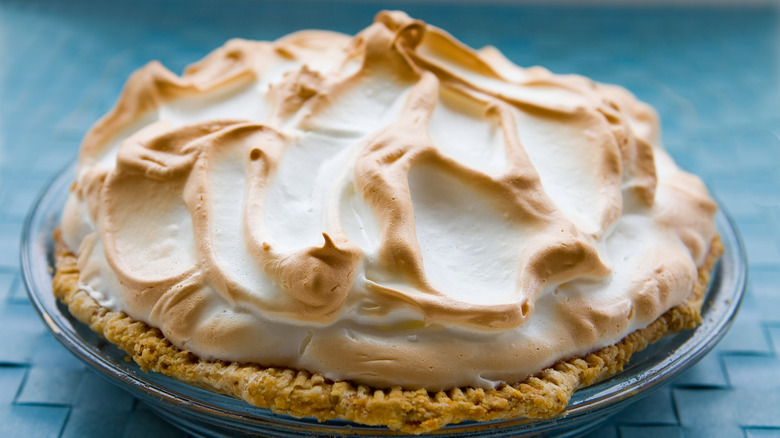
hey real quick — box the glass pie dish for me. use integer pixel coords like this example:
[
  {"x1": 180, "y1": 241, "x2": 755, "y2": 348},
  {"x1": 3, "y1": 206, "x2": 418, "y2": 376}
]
[{"x1": 21, "y1": 162, "x2": 747, "y2": 438}]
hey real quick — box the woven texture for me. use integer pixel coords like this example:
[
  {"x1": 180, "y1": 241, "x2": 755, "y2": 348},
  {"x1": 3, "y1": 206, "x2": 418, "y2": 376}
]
[{"x1": 1, "y1": 1, "x2": 779, "y2": 437}]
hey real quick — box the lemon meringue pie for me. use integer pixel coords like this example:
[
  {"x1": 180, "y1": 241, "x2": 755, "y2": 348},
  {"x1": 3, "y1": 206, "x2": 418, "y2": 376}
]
[{"x1": 53, "y1": 11, "x2": 722, "y2": 433}]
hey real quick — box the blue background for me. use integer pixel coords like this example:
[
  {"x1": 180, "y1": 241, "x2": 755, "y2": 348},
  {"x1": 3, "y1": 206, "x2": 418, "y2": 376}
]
[{"x1": 1, "y1": 1, "x2": 779, "y2": 437}]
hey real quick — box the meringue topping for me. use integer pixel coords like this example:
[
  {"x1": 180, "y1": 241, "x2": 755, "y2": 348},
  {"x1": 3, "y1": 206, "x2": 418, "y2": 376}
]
[{"x1": 61, "y1": 11, "x2": 718, "y2": 390}]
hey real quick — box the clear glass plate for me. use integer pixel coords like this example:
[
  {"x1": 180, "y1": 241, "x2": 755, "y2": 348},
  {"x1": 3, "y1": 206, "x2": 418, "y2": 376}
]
[{"x1": 21, "y1": 162, "x2": 747, "y2": 438}]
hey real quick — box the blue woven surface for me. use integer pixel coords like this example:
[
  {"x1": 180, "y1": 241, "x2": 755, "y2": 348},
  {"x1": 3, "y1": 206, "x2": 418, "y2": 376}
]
[{"x1": 1, "y1": 1, "x2": 779, "y2": 437}]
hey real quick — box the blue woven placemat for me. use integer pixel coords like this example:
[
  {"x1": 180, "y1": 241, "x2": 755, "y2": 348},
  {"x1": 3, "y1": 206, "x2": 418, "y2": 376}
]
[{"x1": 1, "y1": 1, "x2": 779, "y2": 437}]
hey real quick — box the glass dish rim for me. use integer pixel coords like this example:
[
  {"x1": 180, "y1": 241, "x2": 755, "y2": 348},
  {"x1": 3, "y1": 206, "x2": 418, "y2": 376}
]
[{"x1": 20, "y1": 161, "x2": 747, "y2": 437}]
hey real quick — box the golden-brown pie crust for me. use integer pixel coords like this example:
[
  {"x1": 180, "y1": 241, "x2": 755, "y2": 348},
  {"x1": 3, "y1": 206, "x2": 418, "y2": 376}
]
[{"x1": 52, "y1": 229, "x2": 723, "y2": 434}]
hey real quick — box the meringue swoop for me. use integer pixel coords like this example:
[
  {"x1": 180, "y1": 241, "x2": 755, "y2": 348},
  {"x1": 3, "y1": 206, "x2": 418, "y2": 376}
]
[{"x1": 60, "y1": 11, "x2": 718, "y2": 391}]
